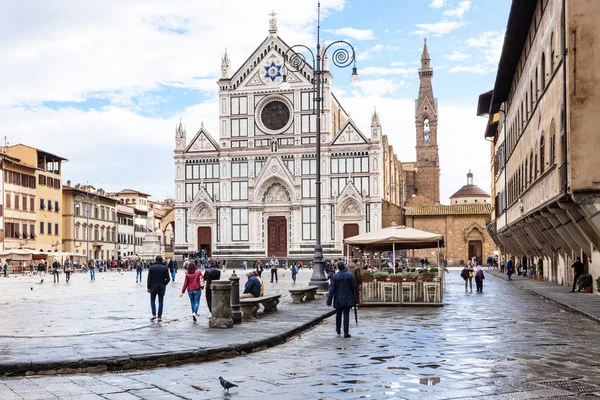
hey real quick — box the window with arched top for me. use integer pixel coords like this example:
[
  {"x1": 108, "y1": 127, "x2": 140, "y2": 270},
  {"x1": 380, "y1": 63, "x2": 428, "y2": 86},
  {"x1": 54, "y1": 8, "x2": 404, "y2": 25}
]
[
  {"x1": 423, "y1": 118, "x2": 430, "y2": 144},
  {"x1": 550, "y1": 32, "x2": 555, "y2": 70},
  {"x1": 540, "y1": 132, "x2": 546, "y2": 174},
  {"x1": 530, "y1": 80, "x2": 534, "y2": 109},
  {"x1": 524, "y1": 158, "x2": 528, "y2": 187},
  {"x1": 549, "y1": 119, "x2": 556, "y2": 166},
  {"x1": 541, "y1": 52, "x2": 546, "y2": 90},
  {"x1": 535, "y1": 68, "x2": 539, "y2": 101},
  {"x1": 530, "y1": 152, "x2": 535, "y2": 183}
]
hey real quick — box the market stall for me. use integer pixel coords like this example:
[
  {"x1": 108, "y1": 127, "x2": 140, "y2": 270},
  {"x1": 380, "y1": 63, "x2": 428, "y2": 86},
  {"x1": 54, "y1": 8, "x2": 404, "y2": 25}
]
[{"x1": 344, "y1": 226, "x2": 445, "y2": 306}]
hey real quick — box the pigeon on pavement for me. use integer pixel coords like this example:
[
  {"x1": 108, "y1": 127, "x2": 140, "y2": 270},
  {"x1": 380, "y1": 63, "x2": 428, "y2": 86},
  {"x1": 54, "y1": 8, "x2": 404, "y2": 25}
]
[{"x1": 219, "y1": 376, "x2": 238, "y2": 393}]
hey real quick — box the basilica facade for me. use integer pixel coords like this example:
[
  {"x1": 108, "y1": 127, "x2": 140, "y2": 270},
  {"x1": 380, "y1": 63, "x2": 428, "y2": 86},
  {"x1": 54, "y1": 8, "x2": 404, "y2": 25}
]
[{"x1": 172, "y1": 16, "x2": 406, "y2": 263}]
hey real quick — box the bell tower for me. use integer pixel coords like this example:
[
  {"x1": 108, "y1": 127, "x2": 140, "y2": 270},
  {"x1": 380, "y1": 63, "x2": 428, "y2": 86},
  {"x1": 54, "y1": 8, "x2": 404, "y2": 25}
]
[{"x1": 414, "y1": 38, "x2": 440, "y2": 204}]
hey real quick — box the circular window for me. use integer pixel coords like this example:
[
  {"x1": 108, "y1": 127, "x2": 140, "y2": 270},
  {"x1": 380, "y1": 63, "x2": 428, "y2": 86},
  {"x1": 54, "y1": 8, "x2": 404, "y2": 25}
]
[
  {"x1": 255, "y1": 95, "x2": 294, "y2": 135},
  {"x1": 261, "y1": 101, "x2": 290, "y2": 131}
]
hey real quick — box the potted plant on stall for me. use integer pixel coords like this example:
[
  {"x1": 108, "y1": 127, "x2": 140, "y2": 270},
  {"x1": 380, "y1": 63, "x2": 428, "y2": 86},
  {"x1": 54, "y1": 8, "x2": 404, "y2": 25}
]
[
  {"x1": 422, "y1": 271, "x2": 435, "y2": 282},
  {"x1": 361, "y1": 272, "x2": 374, "y2": 283},
  {"x1": 375, "y1": 271, "x2": 389, "y2": 282},
  {"x1": 403, "y1": 272, "x2": 418, "y2": 282},
  {"x1": 577, "y1": 274, "x2": 593, "y2": 293},
  {"x1": 389, "y1": 273, "x2": 404, "y2": 282}
]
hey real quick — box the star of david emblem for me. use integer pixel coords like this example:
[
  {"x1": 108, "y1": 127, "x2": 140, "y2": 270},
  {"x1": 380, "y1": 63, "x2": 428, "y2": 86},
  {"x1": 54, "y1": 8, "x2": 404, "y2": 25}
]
[{"x1": 264, "y1": 61, "x2": 282, "y2": 82}]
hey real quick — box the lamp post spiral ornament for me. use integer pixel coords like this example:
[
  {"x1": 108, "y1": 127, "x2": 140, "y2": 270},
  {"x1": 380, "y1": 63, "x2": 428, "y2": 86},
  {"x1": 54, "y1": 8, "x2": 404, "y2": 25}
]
[{"x1": 281, "y1": 2, "x2": 359, "y2": 291}]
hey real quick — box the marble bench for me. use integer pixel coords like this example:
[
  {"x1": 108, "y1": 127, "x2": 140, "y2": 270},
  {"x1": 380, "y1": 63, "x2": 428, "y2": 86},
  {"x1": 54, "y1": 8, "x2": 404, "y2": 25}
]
[
  {"x1": 288, "y1": 286, "x2": 319, "y2": 304},
  {"x1": 239, "y1": 294, "x2": 282, "y2": 319}
]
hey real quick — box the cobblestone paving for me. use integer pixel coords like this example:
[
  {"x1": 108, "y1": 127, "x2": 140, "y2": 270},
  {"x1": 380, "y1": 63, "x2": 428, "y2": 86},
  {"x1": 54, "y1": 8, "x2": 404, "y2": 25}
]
[{"x1": 1, "y1": 270, "x2": 600, "y2": 399}]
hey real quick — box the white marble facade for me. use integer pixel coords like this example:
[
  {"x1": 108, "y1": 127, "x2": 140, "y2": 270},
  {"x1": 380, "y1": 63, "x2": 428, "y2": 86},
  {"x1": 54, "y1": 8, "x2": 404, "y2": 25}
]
[{"x1": 173, "y1": 20, "x2": 389, "y2": 262}]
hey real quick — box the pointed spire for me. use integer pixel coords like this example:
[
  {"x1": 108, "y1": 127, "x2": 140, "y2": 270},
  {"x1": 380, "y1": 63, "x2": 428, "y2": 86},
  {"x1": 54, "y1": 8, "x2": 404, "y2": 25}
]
[
  {"x1": 371, "y1": 107, "x2": 380, "y2": 126},
  {"x1": 221, "y1": 48, "x2": 230, "y2": 79},
  {"x1": 421, "y1": 38, "x2": 430, "y2": 60}
]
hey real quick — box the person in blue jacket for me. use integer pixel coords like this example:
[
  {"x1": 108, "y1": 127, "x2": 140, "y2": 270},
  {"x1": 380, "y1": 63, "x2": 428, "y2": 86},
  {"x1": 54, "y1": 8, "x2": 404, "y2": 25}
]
[{"x1": 326, "y1": 261, "x2": 357, "y2": 338}]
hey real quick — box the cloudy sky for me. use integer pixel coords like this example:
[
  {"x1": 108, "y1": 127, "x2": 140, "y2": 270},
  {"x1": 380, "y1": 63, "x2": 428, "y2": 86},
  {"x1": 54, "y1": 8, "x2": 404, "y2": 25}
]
[{"x1": 1, "y1": 0, "x2": 510, "y2": 202}]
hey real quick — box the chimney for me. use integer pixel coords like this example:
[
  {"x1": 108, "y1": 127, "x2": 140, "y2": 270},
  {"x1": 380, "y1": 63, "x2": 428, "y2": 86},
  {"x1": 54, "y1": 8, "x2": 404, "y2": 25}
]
[{"x1": 67, "y1": 180, "x2": 71, "y2": 187}]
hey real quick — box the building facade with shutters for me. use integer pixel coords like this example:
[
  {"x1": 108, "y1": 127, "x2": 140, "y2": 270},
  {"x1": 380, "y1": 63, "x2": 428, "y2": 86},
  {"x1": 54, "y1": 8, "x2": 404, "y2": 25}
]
[
  {"x1": 479, "y1": 0, "x2": 600, "y2": 285},
  {"x1": 5, "y1": 144, "x2": 67, "y2": 252},
  {"x1": 173, "y1": 16, "x2": 407, "y2": 263}
]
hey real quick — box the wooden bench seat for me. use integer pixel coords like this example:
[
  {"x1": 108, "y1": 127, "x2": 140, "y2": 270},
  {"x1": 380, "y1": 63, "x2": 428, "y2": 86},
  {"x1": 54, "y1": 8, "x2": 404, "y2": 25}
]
[
  {"x1": 239, "y1": 294, "x2": 282, "y2": 319},
  {"x1": 288, "y1": 286, "x2": 319, "y2": 304}
]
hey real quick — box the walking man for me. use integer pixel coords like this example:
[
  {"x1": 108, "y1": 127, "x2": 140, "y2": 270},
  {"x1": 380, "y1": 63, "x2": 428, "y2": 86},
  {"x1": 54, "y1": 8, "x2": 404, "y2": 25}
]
[
  {"x1": 88, "y1": 259, "x2": 96, "y2": 281},
  {"x1": 571, "y1": 256, "x2": 585, "y2": 292},
  {"x1": 2, "y1": 260, "x2": 8, "y2": 277},
  {"x1": 147, "y1": 255, "x2": 170, "y2": 322},
  {"x1": 269, "y1": 255, "x2": 279, "y2": 283},
  {"x1": 326, "y1": 261, "x2": 357, "y2": 338},
  {"x1": 64, "y1": 257, "x2": 73, "y2": 283},
  {"x1": 52, "y1": 259, "x2": 61, "y2": 283},
  {"x1": 135, "y1": 258, "x2": 143, "y2": 283},
  {"x1": 168, "y1": 259, "x2": 177, "y2": 282},
  {"x1": 203, "y1": 259, "x2": 221, "y2": 314},
  {"x1": 37, "y1": 260, "x2": 47, "y2": 283},
  {"x1": 506, "y1": 256, "x2": 515, "y2": 281}
]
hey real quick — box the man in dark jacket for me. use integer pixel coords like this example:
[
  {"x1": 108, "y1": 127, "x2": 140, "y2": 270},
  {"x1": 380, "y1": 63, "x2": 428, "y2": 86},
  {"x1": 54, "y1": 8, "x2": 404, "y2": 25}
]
[
  {"x1": 241, "y1": 271, "x2": 261, "y2": 298},
  {"x1": 147, "y1": 256, "x2": 170, "y2": 322},
  {"x1": 203, "y1": 259, "x2": 221, "y2": 314},
  {"x1": 571, "y1": 256, "x2": 585, "y2": 292},
  {"x1": 326, "y1": 261, "x2": 357, "y2": 338}
]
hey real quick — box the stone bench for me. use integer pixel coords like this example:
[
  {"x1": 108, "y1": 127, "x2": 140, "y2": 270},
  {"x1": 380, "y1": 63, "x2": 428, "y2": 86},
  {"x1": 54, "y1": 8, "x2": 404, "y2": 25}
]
[
  {"x1": 239, "y1": 294, "x2": 282, "y2": 319},
  {"x1": 288, "y1": 286, "x2": 320, "y2": 304}
]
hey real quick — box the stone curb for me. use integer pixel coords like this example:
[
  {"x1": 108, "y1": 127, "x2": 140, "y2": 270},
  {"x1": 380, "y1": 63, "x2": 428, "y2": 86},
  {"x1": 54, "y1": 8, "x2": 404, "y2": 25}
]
[
  {"x1": 0, "y1": 309, "x2": 336, "y2": 377},
  {"x1": 488, "y1": 272, "x2": 600, "y2": 325}
]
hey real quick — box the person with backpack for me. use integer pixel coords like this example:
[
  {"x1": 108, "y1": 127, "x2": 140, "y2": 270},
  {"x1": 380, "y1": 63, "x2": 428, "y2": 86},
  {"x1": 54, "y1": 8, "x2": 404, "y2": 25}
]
[
  {"x1": 474, "y1": 263, "x2": 485, "y2": 292},
  {"x1": 460, "y1": 262, "x2": 474, "y2": 292},
  {"x1": 52, "y1": 259, "x2": 61, "y2": 283},
  {"x1": 290, "y1": 262, "x2": 299, "y2": 284}
]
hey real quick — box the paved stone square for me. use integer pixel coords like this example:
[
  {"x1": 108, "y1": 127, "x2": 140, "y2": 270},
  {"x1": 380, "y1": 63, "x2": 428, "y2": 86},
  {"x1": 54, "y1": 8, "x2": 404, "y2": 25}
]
[{"x1": 2, "y1": 270, "x2": 600, "y2": 399}]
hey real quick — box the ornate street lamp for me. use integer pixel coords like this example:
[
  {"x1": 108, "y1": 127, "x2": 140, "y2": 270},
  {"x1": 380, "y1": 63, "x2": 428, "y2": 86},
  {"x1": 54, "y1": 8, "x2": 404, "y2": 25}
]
[{"x1": 281, "y1": 2, "x2": 359, "y2": 291}]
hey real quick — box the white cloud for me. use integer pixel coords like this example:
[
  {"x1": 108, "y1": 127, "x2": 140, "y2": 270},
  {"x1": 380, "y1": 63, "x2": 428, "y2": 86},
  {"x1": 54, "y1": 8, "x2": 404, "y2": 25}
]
[
  {"x1": 448, "y1": 64, "x2": 488, "y2": 74},
  {"x1": 0, "y1": 0, "x2": 347, "y2": 108},
  {"x1": 466, "y1": 30, "x2": 505, "y2": 65},
  {"x1": 390, "y1": 61, "x2": 408, "y2": 67},
  {"x1": 325, "y1": 27, "x2": 375, "y2": 40},
  {"x1": 359, "y1": 66, "x2": 415, "y2": 76},
  {"x1": 429, "y1": 0, "x2": 446, "y2": 8},
  {"x1": 444, "y1": 51, "x2": 471, "y2": 61},
  {"x1": 354, "y1": 43, "x2": 385, "y2": 61},
  {"x1": 443, "y1": 1, "x2": 472, "y2": 18},
  {"x1": 413, "y1": 21, "x2": 466, "y2": 36}
]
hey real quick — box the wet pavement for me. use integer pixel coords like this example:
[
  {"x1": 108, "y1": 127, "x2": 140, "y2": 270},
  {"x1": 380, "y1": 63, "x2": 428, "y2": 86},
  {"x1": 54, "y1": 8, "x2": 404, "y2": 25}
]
[
  {"x1": 485, "y1": 268, "x2": 600, "y2": 324},
  {"x1": 1, "y1": 269, "x2": 600, "y2": 399},
  {"x1": 0, "y1": 268, "x2": 332, "y2": 374}
]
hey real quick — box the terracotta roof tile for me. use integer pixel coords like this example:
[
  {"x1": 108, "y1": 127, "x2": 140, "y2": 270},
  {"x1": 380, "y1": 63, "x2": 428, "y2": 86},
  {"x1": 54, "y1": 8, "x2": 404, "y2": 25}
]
[{"x1": 405, "y1": 203, "x2": 493, "y2": 216}]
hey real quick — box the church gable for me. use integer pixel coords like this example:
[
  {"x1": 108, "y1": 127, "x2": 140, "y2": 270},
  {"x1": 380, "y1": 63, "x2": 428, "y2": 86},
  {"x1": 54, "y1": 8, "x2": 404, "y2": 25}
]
[
  {"x1": 230, "y1": 37, "x2": 314, "y2": 91},
  {"x1": 185, "y1": 126, "x2": 219, "y2": 153},
  {"x1": 331, "y1": 119, "x2": 368, "y2": 146},
  {"x1": 252, "y1": 155, "x2": 296, "y2": 202}
]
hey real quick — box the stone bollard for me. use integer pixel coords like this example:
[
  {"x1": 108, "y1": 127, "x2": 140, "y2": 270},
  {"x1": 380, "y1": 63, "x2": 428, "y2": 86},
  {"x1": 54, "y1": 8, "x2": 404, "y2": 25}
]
[
  {"x1": 229, "y1": 270, "x2": 242, "y2": 324},
  {"x1": 209, "y1": 280, "x2": 234, "y2": 329}
]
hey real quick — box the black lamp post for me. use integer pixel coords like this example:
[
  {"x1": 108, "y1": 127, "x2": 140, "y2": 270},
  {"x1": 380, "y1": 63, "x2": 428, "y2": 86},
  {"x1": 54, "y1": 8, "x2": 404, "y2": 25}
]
[{"x1": 281, "y1": 2, "x2": 359, "y2": 291}]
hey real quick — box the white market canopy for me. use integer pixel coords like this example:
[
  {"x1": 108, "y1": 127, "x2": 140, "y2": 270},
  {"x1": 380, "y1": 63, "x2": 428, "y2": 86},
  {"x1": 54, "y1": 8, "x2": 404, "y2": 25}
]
[
  {"x1": 343, "y1": 226, "x2": 444, "y2": 251},
  {"x1": 0, "y1": 249, "x2": 49, "y2": 261}
]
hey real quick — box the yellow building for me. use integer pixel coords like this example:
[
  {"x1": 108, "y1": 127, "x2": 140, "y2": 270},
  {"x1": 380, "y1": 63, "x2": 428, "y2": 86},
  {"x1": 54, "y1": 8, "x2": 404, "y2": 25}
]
[
  {"x1": 62, "y1": 183, "x2": 118, "y2": 261},
  {"x1": 1, "y1": 153, "x2": 38, "y2": 251},
  {"x1": 5, "y1": 144, "x2": 67, "y2": 252}
]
